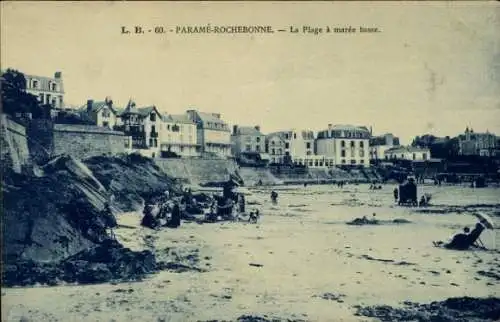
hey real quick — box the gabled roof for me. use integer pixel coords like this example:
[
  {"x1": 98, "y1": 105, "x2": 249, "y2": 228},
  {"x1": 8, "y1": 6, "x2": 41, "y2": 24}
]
[
  {"x1": 196, "y1": 112, "x2": 227, "y2": 125},
  {"x1": 122, "y1": 99, "x2": 139, "y2": 115},
  {"x1": 163, "y1": 114, "x2": 195, "y2": 124},
  {"x1": 78, "y1": 100, "x2": 118, "y2": 114},
  {"x1": 235, "y1": 126, "x2": 264, "y2": 136}
]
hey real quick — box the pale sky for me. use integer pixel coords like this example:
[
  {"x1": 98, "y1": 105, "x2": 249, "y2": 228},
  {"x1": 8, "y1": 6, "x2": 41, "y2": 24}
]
[{"x1": 1, "y1": 1, "x2": 499, "y2": 144}]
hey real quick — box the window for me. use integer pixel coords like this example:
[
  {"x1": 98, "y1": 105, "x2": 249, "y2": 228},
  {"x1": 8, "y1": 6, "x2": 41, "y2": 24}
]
[
  {"x1": 271, "y1": 140, "x2": 275, "y2": 145},
  {"x1": 256, "y1": 137, "x2": 261, "y2": 143},
  {"x1": 341, "y1": 150, "x2": 346, "y2": 157},
  {"x1": 360, "y1": 141, "x2": 364, "y2": 148},
  {"x1": 401, "y1": 154, "x2": 404, "y2": 159},
  {"x1": 293, "y1": 133, "x2": 297, "y2": 139},
  {"x1": 360, "y1": 160, "x2": 365, "y2": 164},
  {"x1": 103, "y1": 121, "x2": 109, "y2": 128},
  {"x1": 341, "y1": 140, "x2": 345, "y2": 148},
  {"x1": 271, "y1": 148, "x2": 275, "y2": 155},
  {"x1": 423, "y1": 153, "x2": 427, "y2": 160},
  {"x1": 350, "y1": 160, "x2": 356, "y2": 164},
  {"x1": 150, "y1": 113, "x2": 156, "y2": 122},
  {"x1": 314, "y1": 160, "x2": 318, "y2": 166},
  {"x1": 149, "y1": 138, "x2": 153, "y2": 147},
  {"x1": 412, "y1": 153, "x2": 416, "y2": 160},
  {"x1": 285, "y1": 142, "x2": 290, "y2": 149},
  {"x1": 32, "y1": 79, "x2": 39, "y2": 89},
  {"x1": 350, "y1": 141, "x2": 355, "y2": 148},
  {"x1": 319, "y1": 162, "x2": 323, "y2": 167},
  {"x1": 51, "y1": 83, "x2": 57, "y2": 91},
  {"x1": 341, "y1": 159, "x2": 346, "y2": 164},
  {"x1": 306, "y1": 142, "x2": 311, "y2": 149}
]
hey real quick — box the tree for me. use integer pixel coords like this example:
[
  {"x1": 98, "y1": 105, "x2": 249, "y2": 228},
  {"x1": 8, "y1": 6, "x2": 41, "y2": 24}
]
[{"x1": 1, "y1": 69, "x2": 42, "y2": 118}]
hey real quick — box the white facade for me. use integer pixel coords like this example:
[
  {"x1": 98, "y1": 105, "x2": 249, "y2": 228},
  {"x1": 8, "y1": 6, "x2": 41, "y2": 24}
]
[
  {"x1": 25, "y1": 72, "x2": 64, "y2": 108},
  {"x1": 266, "y1": 134, "x2": 286, "y2": 164},
  {"x1": 369, "y1": 133, "x2": 400, "y2": 161},
  {"x1": 80, "y1": 97, "x2": 119, "y2": 130},
  {"x1": 293, "y1": 155, "x2": 336, "y2": 168},
  {"x1": 316, "y1": 124, "x2": 370, "y2": 167},
  {"x1": 384, "y1": 146, "x2": 430, "y2": 161},
  {"x1": 160, "y1": 114, "x2": 199, "y2": 157},
  {"x1": 268, "y1": 129, "x2": 314, "y2": 163},
  {"x1": 186, "y1": 110, "x2": 232, "y2": 158}
]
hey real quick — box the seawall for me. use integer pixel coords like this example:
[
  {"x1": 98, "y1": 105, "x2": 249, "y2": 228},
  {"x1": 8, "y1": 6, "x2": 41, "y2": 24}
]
[
  {"x1": 1, "y1": 115, "x2": 31, "y2": 173},
  {"x1": 155, "y1": 158, "x2": 239, "y2": 185},
  {"x1": 53, "y1": 124, "x2": 126, "y2": 159}
]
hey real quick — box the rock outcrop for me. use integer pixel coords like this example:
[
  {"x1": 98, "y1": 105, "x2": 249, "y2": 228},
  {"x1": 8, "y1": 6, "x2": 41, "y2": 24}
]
[{"x1": 2, "y1": 153, "x2": 179, "y2": 286}]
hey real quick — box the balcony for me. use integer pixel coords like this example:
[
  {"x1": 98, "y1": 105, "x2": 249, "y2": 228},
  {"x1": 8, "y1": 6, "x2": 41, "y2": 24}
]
[{"x1": 114, "y1": 124, "x2": 145, "y2": 134}]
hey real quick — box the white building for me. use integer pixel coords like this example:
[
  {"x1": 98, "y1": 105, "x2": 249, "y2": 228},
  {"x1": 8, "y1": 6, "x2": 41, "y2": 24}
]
[
  {"x1": 384, "y1": 146, "x2": 430, "y2": 161},
  {"x1": 231, "y1": 125, "x2": 266, "y2": 157},
  {"x1": 369, "y1": 133, "x2": 400, "y2": 161},
  {"x1": 116, "y1": 100, "x2": 163, "y2": 158},
  {"x1": 160, "y1": 114, "x2": 199, "y2": 157},
  {"x1": 186, "y1": 110, "x2": 232, "y2": 158},
  {"x1": 265, "y1": 133, "x2": 286, "y2": 164},
  {"x1": 79, "y1": 97, "x2": 120, "y2": 129},
  {"x1": 25, "y1": 71, "x2": 64, "y2": 108},
  {"x1": 315, "y1": 124, "x2": 370, "y2": 167},
  {"x1": 267, "y1": 129, "x2": 315, "y2": 161}
]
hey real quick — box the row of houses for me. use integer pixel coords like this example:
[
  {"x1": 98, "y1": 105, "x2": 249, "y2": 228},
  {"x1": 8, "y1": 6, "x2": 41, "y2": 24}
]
[{"x1": 22, "y1": 71, "x2": 499, "y2": 167}]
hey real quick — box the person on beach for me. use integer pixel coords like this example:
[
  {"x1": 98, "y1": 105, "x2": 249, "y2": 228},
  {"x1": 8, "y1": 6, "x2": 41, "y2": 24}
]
[
  {"x1": 166, "y1": 202, "x2": 181, "y2": 228},
  {"x1": 238, "y1": 194, "x2": 246, "y2": 214},
  {"x1": 393, "y1": 187, "x2": 399, "y2": 203},
  {"x1": 270, "y1": 190, "x2": 278, "y2": 204},
  {"x1": 433, "y1": 223, "x2": 485, "y2": 250},
  {"x1": 102, "y1": 201, "x2": 117, "y2": 240}
]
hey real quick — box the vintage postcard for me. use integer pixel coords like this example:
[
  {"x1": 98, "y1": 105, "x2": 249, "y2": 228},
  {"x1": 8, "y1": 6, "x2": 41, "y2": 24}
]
[{"x1": 1, "y1": 1, "x2": 499, "y2": 321}]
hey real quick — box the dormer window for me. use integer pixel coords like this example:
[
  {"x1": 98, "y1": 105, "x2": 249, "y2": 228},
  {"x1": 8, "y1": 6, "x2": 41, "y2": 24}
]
[
  {"x1": 150, "y1": 113, "x2": 156, "y2": 122},
  {"x1": 50, "y1": 82, "x2": 57, "y2": 91},
  {"x1": 32, "y1": 79, "x2": 39, "y2": 89}
]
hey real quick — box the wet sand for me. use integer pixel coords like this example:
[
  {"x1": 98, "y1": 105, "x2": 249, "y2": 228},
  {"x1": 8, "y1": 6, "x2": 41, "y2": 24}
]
[{"x1": 2, "y1": 184, "x2": 499, "y2": 321}]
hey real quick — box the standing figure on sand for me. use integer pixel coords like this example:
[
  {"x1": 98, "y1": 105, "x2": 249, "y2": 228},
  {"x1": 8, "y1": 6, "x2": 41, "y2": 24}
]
[{"x1": 270, "y1": 190, "x2": 279, "y2": 204}]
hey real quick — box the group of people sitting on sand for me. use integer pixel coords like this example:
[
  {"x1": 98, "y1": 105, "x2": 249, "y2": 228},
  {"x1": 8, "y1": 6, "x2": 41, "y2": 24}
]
[{"x1": 140, "y1": 183, "x2": 263, "y2": 229}]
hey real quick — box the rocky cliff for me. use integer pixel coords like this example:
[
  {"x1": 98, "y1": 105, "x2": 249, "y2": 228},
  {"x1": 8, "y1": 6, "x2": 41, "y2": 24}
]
[{"x1": 2, "y1": 153, "x2": 178, "y2": 286}]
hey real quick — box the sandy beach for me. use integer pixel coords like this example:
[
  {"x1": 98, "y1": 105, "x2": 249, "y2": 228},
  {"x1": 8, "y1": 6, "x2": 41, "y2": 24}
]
[{"x1": 3, "y1": 184, "x2": 499, "y2": 322}]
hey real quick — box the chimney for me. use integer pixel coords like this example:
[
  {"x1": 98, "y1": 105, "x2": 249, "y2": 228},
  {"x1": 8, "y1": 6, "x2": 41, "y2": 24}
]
[
  {"x1": 255, "y1": 125, "x2": 261, "y2": 132},
  {"x1": 87, "y1": 99, "x2": 94, "y2": 112},
  {"x1": 54, "y1": 71, "x2": 62, "y2": 79},
  {"x1": 233, "y1": 125, "x2": 238, "y2": 135},
  {"x1": 105, "y1": 96, "x2": 113, "y2": 108}
]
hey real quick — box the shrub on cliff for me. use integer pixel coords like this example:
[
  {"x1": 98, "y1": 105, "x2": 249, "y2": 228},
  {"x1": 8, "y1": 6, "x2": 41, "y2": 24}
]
[{"x1": 1, "y1": 69, "x2": 46, "y2": 119}]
